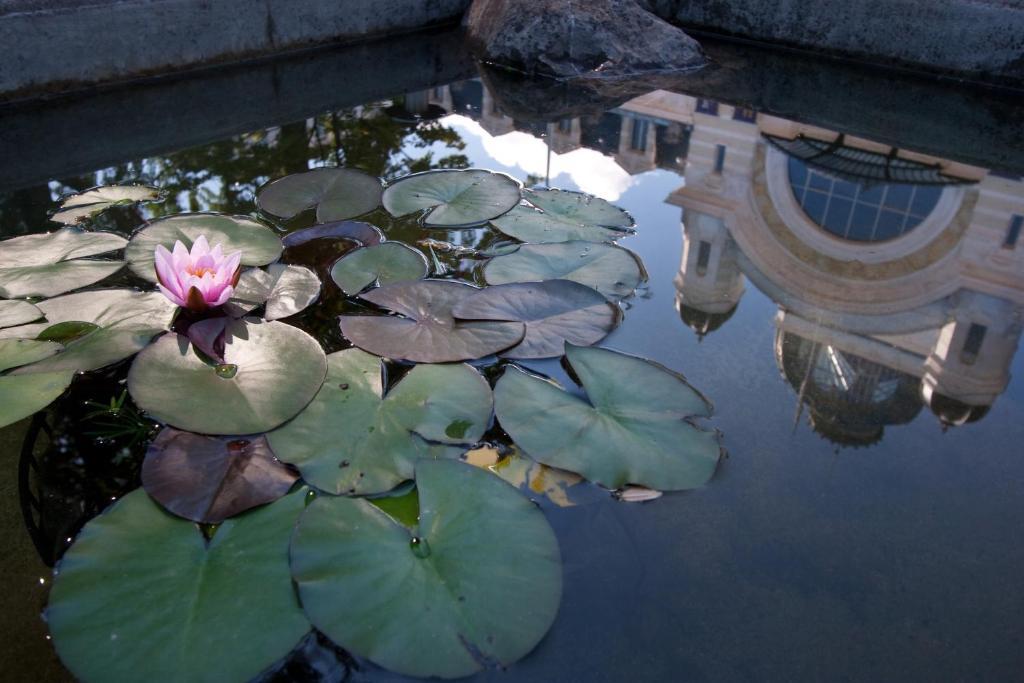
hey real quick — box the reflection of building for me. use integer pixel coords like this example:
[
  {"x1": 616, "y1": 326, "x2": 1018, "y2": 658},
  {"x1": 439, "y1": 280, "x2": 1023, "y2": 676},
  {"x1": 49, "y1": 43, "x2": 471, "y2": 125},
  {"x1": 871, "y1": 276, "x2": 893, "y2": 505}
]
[{"x1": 663, "y1": 96, "x2": 1024, "y2": 439}]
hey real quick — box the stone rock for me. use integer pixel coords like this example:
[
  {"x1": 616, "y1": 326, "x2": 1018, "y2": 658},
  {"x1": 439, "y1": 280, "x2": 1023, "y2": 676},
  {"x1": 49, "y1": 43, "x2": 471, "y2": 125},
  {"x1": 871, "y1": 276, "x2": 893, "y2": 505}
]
[{"x1": 464, "y1": 0, "x2": 706, "y2": 79}]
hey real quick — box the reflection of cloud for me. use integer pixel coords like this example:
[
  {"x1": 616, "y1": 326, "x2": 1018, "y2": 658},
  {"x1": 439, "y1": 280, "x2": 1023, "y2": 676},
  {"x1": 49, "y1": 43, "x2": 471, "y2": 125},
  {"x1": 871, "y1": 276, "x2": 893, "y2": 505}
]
[{"x1": 440, "y1": 115, "x2": 634, "y2": 201}]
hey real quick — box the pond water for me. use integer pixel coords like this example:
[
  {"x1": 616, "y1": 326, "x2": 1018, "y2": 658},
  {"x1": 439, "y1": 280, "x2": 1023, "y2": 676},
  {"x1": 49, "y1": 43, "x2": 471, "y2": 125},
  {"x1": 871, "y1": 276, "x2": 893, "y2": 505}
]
[{"x1": 1, "y1": 51, "x2": 1023, "y2": 682}]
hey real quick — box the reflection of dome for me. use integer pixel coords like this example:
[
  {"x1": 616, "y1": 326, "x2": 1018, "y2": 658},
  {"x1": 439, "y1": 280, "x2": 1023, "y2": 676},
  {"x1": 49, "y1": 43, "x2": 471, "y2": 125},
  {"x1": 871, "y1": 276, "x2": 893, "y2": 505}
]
[
  {"x1": 926, "y1": 393, "x2": 991, "y2": 428},
  {"x1": 676, "y1": 300, "x2": 737, "y2": 338},
  {"x1": 787, "y1": 156, "x2": 942, "y2": 243},
  {"x1": 777, "y1": 331, "x2": 923, "y2": 447}
]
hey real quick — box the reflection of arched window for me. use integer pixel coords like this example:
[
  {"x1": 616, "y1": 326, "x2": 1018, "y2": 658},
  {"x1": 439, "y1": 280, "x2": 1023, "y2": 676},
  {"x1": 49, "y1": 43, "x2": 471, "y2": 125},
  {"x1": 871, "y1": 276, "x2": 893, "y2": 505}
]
[{"x1": 788, "y1": 156, "x2": 942, "y2": 242}]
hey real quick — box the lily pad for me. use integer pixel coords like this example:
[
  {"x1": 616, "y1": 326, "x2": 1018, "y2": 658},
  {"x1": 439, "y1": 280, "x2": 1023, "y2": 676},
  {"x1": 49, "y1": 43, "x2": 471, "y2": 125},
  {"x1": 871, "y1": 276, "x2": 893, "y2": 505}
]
[
  {"x1": 6, "y1": 290, "x2": 177, "y2": 375},
  {"x1": 492, "y1": 189, "x2": 635, "y2": 243},
  {"x1": 126, "y1": 213, "x2": 282, "y2": 282},
  {"x1": 329, "y1": 242, "x2": 428, "y2": 295},
  {"x1": 46, "y1": 488, "x2": 310, "y2": 683},
  {"x1": 290, "y1": 459, "x2": 562, "y2": 679},
  {"x1": 0, "y1": 228, "x2": 126, "y2": 298},
  {"x1": 382, "y1": 169, "x2": 522, "y2": 227},
  {"x1": 231, "y1": 264, "x2": 321, "y2": 320},
  {"x1": 127, "y1": 318, "x2": 327, "y2": 435},
  {"x1": 452, "y1": 280, "x2": 621, "y2": 359},
  {"x1": 36, "y1": 321, "x2": 99, "y2": 344},
  {"x1": 281, "y1": 220, "x2": 384, "y2": 248},
  {"x1": 142, "y1": 428, "x2": 298, "y2": 523},
  {"x1": 339, "y1": 280, "x2": 525, "y2": 362},
  {"x1": 483, "y1": 241, "x2": 645, "y2": 300},
  {"x1": 257, "y1": 168, "x2": 383, "y2": 222},
  {"x1": 51, "y1": 184, "x2": 162, "y2": 225},
  {"x1": 0, "y1": 338, "x2": 63, "y2": 372},
  {"x1": 0, "y1": 300, "x2": 42, "y2": 328},
  {"x1": 494, "y1": 345, "x2": 721, "y2": 490},
  {"x1": 0, "y1": 370, "x2": 74, "y2": 429},
  {"x1": 267, "y1": 349, "x2": 491, "y2": 496}
]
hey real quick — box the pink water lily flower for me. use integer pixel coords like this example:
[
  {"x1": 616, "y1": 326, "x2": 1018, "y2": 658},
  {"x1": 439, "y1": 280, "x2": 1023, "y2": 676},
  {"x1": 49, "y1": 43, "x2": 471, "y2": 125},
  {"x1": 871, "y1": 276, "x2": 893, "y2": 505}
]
[{"x1": 154, "y1": 236, "x2": 242, "y2": 311}]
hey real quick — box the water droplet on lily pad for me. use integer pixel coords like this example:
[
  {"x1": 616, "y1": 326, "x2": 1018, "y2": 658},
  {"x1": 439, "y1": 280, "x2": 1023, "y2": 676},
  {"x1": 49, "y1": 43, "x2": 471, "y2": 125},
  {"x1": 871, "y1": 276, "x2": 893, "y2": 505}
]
[
  {"x1": 410, "y1": 536, "x2": 431, "y2": 558},
  {"x1": 215, "y1": 363, "x2": 238, "y2": 379}
]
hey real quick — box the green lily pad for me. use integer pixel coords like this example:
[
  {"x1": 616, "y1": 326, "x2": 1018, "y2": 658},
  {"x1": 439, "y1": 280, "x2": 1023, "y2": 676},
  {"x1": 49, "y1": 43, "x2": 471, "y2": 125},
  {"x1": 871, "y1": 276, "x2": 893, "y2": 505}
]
[
  {"x1": 494, "y1": 345, "x2": 721, "y2": 490},
  {"x1": 451, "y1": 280, "x2": 621, "y2": 359},
  {"x1": 231, "y1": 264, "x2": 321, "y2": 320},
  {"x1": 256, "y1": 168, "x2": 383, "y2": 222},
  {"x1": 126, "y1": 213, "x2": 282, "y2": 282},
  {"x1": 492, "y1": 189, "x2": 635, "y2": 243},
  {"x1": 0, "y1": 300, "x2": 42, "y2": 328},
  {"x1": 6, "y1": 290, "x2": 177, "y2": 375},
  {"x1": 329, "y1": 242, "x2": 428, "y2": 295},
  {"x1": 35, "y1": 321, "x2": 99, "y2": 344},
  {"x1": 46, "y1": 488, "x2": 310, "y2": 683},
  {"x1": 281, "y1": 220, "x2": 384, "y2": 248},
  {"x1": 290, "y1": 459, "x2": 562, "y2": 679},
  {"x1": 0, "y1": 228, "x2": 126, "y2": 298},
  {"x1": 267, "y1": 348, "x2": 491, "y2": 496},
  {"x1": 127, "y1": 318, "x2": 327, "y2": 435},
  {"x1": 339, "y1": 280, "x2": 525, "y2": 362},
  {"x1": 483, "y1": 241, "x2": 645, "y2": 300},
  {"x1": 382, "y1": 169, "x2": 522, "y2": 227},
  {"x1": 142, "y1": 428, "x2": 298, "y2": 523},
  {"x1": 0, "y1": 370, "x2": 74, "y2": 429},
  {"x1": 0, "y1": 339, "x2": 63, "y2": 372},
  {"x1": 51, "y1": 184, "x2": 162, "y2": 225}
]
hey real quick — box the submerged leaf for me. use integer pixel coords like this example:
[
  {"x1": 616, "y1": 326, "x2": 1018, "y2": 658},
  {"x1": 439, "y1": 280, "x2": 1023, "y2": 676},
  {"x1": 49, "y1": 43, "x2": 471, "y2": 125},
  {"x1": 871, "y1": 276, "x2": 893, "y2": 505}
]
[
  {"x1": 0, "y1": 370, "x2": 74, "y2": 429},
  {"x1": 484, "y1": 241, "x2": 645, "y2": 300},
  {"x1": 290, "y1": 460, "x2": 562, "y2": 679},
  {"x1": 142, "y1": 428, "x2": 298, "y2": 523},
  {"x1": 125, "y1": 213, "x2": 282, "y2": 282},
  {"x1": 451, "y1": 280, "x2": 621, "y2": 359},
  {"x1": 382, "y1": 169, "x2": 522, "y2": 227},
  {"x1": 339, "y1": 280, "x2": 525, "y2": 362},
  {"x1": 51, "y1": 184, "x2": 161, "y2": 225},
  {"x1": 492, "y1": 189, "x2": 635, "y2": 243},
  {"x1": 46, "y1": 489, "x2": 310, "y2": 683},
  {"x1": 494, "y1": 345, "x2": 721, "y2": 490},
  {"x1": 231, "y1": 264, "x2": 321, "y2": 320},
  {"x1": 267, "y1": 348, "x2": 492, "y2": 496},
  {"x1": 329, "y1": 242, "x2": 428, "y2": 295},
  {"x1": 257, "y1": 168, "x2": 383, "y2": 222},
  {"x1": 127, "y1": 318, "x2": 327, "y2": 435},
  {"x1": 281, "y1": 220, "x2": 384, "y2": 248},
  {"x1": 0, "y1": 228, "x2": 127, "y2": 298}
]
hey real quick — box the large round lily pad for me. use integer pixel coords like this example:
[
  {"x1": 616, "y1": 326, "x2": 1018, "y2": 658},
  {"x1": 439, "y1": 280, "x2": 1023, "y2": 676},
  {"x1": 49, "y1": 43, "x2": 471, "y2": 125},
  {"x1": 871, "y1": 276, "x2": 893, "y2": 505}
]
[
  {"x1": 382, "y1": 169, "x2": 522, "y2": 227},
  {"x1": 0, "y1": 228, "x2": 126, "y2": 298},
  {"x1": 494, "y1": 345, "x2": 721, "y2": 490},
  {"x1": 231, "y1": 264, "x2": 320, "y2": 320},
  {"x1": 0, "y1": 370, "x2": 74, "y2": 429},
  {"x1": 126, "y1": 213, "x2": 282, "y2": 282},
  {"x1": 339, "y1": 280, "x2": 525, "y2": 362},
  {"x1": 267, "y1": 349, "x2": 491, "y2": 495},
  {"x1": 451, "y1": 280, "x2": 621, "y2": 359},
  {"x1": 329, "y1": 242, "x2": 428, "y2": 295},
  {"x1": 0, "y1": 300, "x2": 43, "y2": 329},
  {"x1": 47, "y1": 488, "x2": 310, "y2": 683},
  {"x1": 51, "y1": 184, "x2": 162, "y2": 225},
  {"x1": 290, "y1": 459, "x2": 562, "y2": 679},
  {"x1": 256, "y1": 168, "x2": 383, "y2": 222},
  {"x1": 6, "y1": 289, "x2": 177, "y2": 375},
  {"x1": 483, "y1": 241, "x2": 645, "y2": 300},
  {"x1": 128, "y1": 318, "x2": 327, "y2": 435},
  {"x1": 142, "y1": 428, "x2": 298, "y2": 523},
  {"x1": 492, "y1": 189, "x2": 635, "y2": 243}
]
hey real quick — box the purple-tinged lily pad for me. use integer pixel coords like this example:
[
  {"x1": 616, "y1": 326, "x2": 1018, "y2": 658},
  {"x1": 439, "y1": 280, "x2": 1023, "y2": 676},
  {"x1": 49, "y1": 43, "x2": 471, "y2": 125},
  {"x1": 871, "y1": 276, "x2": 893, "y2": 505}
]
[
  {"x1": 257, "y1": 168, "x2": 383, "y2": 222},
  {"x1": 452, "y1": 280, "x2": 621, "y2": 359},
  {"x1": 142, "y1": 427, "x2": 298, "y2": 524},
  {"x1": 281, "y1": 220, "x2": 384, "y2": 248},
  {"x1": 339, "y1": 280, "x2": 525, "y2": 363}
]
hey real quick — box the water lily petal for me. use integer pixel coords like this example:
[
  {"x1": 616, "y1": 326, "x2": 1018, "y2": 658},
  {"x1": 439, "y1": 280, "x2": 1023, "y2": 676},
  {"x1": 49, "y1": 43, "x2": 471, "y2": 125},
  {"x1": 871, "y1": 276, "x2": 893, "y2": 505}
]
[
  {"x1": 190, "y1": 235, "x2": 211, "y2": 260},
  {"x1": 185, "y1": 286, "x2": 208, "y2": 311},
  {"x1": 157, "y1": 283, "x2": 188, "y2": 308}
]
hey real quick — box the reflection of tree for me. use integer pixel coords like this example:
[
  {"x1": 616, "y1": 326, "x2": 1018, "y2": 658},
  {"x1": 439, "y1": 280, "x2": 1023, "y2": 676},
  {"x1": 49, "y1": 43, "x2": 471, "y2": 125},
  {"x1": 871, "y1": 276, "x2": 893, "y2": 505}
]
[{"x1": 0, "y1": 105, "x2": 470, "y2": 232}]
